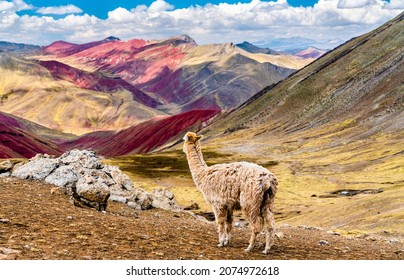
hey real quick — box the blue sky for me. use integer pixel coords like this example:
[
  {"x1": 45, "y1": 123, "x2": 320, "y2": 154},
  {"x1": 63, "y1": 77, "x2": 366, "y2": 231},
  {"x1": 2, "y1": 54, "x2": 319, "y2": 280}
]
[
  {"x1": 1, "y1": 0, "x2": 403, "y2": 48},
  {"x1": 18, "y1": 0, "x2": 319, "y2": 19}
]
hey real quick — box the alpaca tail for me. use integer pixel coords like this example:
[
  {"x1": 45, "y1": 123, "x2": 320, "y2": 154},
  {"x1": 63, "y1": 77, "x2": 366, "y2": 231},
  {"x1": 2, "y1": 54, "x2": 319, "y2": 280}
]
[{"x1": 260, "y1": 173, "x2": 278, "y2": 214}]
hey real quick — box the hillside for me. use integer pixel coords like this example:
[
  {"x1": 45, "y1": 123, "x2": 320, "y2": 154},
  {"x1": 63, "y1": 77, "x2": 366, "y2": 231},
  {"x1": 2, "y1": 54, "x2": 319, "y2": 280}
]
[
  {"x1": 34, "y1": 35, "x2": 313, "y2": 113},
  {"x1": 0, "y1": 41, "x2": 40, "y2": 55},
  {"x1": 0, "y1": 176, "x2": 402, "y2": 260},
  {"x1": 63, "y1": 110, "x2": 219, "y2": 156},
  {"x1": 0, "y1": 112, "x2": 66, "y2": 158},
  {"x1": 0, "y1": 53, "x2": 163, "y2": 135},
  {"x1": 160, "y1": 12, "x2": 404, "y2": 235}
]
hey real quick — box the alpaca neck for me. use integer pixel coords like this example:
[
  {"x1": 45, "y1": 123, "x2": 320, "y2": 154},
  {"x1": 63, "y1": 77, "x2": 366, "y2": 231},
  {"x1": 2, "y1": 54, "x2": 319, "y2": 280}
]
[{"x1": 185, "y1": 142, "x2": 207, "y2": 179}]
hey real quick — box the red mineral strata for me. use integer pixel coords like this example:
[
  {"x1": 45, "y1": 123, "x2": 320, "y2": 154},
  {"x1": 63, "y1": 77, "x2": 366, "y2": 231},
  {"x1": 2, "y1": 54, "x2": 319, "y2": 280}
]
[
  {"x1": 0, "y1": 113, "x2": 65, "y2": 158},
  {"x1": 38, "y1": 60, "x2": 160, "y2": 108},
  {"x1": 63, "y1": 110, "x2": 219, "y2": 157}
]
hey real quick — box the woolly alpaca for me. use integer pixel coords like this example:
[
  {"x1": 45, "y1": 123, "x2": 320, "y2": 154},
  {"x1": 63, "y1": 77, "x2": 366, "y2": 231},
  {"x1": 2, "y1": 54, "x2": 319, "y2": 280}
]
[{"x1": 183, "y1": 132, "x2": 278, "y2": 254}]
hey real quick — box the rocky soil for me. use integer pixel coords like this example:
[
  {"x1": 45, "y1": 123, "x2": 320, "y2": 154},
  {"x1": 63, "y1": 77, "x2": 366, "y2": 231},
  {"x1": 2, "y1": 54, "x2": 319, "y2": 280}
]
[{"x1": 1, "y1": 176, "x2": 403, "y2": 260}]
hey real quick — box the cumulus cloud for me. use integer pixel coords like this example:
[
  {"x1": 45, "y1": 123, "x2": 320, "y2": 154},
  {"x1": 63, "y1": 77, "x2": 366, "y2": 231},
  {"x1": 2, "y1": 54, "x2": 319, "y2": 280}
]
[
  {"x1": 383, "y1": 0, "x2": 404, "y2": 9},
  {"x1": 37, "y1": 4, "x2": 83, "y2": 15},
  {"x1": 0, "y1": 0, "x2": 32, "y2": 12},
  {"x1": 337, "y1": 0, "x2": 378, "y2": 9},
  {"x1": 0, "y1": 0, "x2": 402, "y2": 49},
  {"x1": 148, "y1": 0, "x2": 174, "y2": 12}
]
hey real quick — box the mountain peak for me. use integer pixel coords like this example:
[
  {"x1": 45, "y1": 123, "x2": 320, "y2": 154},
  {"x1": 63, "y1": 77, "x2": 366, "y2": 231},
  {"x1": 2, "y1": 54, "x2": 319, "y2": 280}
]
[
  {"x1": 103, "y1": 36, "x2": 120, "y2": 42},
  {"x1": 236, "y1": 41, "x2": 281, "y2": 55},
  {"x1": 162, "y1": 34, "x2": 197, "y2": 46}
]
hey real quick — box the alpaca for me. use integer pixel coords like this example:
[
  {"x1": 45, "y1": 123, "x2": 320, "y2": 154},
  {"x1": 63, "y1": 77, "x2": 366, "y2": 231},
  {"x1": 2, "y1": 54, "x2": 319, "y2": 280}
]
[{"x1": 183, "y1": 132, "x2": 278, "y2": 254}]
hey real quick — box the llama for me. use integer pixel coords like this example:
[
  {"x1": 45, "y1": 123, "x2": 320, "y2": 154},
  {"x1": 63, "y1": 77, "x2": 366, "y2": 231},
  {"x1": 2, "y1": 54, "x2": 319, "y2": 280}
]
[{"x1": 183, "y1": 132, "x2": 278, "y2": 254}]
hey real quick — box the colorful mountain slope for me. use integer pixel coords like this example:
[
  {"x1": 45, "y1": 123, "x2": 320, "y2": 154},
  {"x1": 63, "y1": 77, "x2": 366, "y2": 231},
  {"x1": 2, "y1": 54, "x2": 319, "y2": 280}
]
[
  {"x1": 295, "y1": 47, "x2": 326, "y2": 59},
  {"x1": 63, "y1": 109, "x2": 219, "y2": 156},
  {"x1": 0, "y1": 53, "x2": 162, "y2": 135},
  {"x1": 36, "y1": 35, "x2": 313, "y2": 112},
  {"x1": 38, "y1": 60, "x2": 160, "y2": 108},
  {"x1": 0, "y1": 112, "x2": 65, "y2": 158}
]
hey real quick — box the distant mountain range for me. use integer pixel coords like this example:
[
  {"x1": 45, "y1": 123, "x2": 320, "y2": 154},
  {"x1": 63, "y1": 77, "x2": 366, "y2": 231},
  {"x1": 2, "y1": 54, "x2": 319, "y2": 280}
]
[
  {"x1": 252, "y1": 36, "x2": 333, "y2": 53},
  {"x1": 0, "y1": 41, "x2": 40, "y2": 55},
  {"x1": 237, "y1": 41, "x2": 326, "y2": 59},
  {"x1": 235, "y1": 41, "x2": 281, "y2": 55},
  {"x1": 0, "y1": 34, "x2": 318, "y2": 157}
]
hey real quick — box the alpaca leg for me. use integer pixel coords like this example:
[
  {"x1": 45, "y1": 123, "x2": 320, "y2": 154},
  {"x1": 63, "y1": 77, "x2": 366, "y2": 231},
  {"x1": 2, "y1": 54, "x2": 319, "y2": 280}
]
[
  {"x1": 246, "y1": 231, "x2": 258, "y2": 252},
  {"x1": 263, "y1": 210, "x2": 275, "y2": 254},
  {"x1": 214, "y1": 207, "x2": 227, "y2": 247},
  {"x1": 224, "y1": 210, "x2": 234, "y2": 246},
  {"x1": 245, "y1": 214, "x2": 263, "y2": 252}
]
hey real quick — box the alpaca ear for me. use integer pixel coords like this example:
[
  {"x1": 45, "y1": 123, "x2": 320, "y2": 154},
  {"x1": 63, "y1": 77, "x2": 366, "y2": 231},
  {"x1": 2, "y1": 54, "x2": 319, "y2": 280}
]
[
  {"x1": 183, "y1": 134, "x2": 189, "y2": 141},
  {"x1": 196, "y1": 135, "x2": 203, "y2": 141}
]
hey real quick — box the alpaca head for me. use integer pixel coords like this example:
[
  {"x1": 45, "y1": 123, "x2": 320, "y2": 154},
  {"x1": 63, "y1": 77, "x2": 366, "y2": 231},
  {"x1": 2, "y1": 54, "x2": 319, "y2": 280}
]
[{"x1": 183, "y1": 131, "x2": 203, "y2": 153}]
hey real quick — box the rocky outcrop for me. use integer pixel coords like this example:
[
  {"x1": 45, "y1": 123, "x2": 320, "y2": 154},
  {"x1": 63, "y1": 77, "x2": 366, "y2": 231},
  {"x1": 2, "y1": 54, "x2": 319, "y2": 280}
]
[
  {"x1": 11, "y1": 149, "x2": 180, "y2": 211},
  {"x1": 0, "y1": 160, "x2": 13, "y2": 177}
]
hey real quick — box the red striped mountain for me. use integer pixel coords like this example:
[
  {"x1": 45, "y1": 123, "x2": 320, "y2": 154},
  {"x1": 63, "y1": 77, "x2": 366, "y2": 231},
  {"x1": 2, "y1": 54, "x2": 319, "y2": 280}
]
[
  {"x1": 0, "y1": 35, "x2": 316, "y2": 157},
  {"x1": 0, "y1": 112, "x2": 67, "y2": 158},
  {"x1": 0, "y1": 109, "x2": 217, "y2": 158},
  {"x1": 37, "y1": 35, "x2": 314, "y2": 113},
  {"x1": 295, "y1": 47, "x2": 327, "y2": 59}
]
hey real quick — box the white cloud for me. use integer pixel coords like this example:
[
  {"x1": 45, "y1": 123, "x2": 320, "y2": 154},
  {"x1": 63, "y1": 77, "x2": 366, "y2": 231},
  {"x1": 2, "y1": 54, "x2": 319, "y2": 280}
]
[
  {"x1": 383, "y1": 0, "x2": 404, "y2": 9},
  {"x1": 0, "y1": 0, "x2": 402, "y2": 49},
  {"x1": 148, "y1": 0, "x2": 174, "y2": 12},
  {"x1": 0, "y1": 1, "x2": 14, "y2": 11},
  {"x1": 0, "y1": 0, "x2": 32, "y2": 12},
  {"x1": 37, "y1": 4, "x2": 83, "y2": 15},
  {"x1": 107, "y1": 7, "x2": 136, "y2": 23},
  {"x1": 337, "y1": 0, "x2": 377, "y2": 9}
]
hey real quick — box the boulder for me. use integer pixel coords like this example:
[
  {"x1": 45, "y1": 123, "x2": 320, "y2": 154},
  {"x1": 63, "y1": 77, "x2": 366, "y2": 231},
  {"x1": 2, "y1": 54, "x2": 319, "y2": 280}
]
[
  {"x1": 151, "y1": 189, "x2": 179, "y2": 210},
  {"x1": 44, "y1": 165, "x2": 79, "y2": 193},
  {"x1": 127, "y1": 188, "x2": 154, "y2": 210},
  {"x1": 11, "y1": 149, "x2": 181, "y2": 212},
  {"x1": 103, "y1": 165, "x2": 133, "y2": 191},
  {"x1": 72, "y1": 170, "x2": 111, "y2": 211},
  {"x1": 60, "y1": 149, "x2": 103, "y2": 169},
  {"x1": 0, "y1": 160, "x2": 13, "y2": 174},
  {"x1": 12, "y1": 154, "x2": 59, "y2": 180}
]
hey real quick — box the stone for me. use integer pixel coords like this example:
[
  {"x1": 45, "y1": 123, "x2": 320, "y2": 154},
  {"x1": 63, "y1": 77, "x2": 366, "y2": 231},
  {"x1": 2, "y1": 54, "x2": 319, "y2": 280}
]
[
  {"x1": 319, "y1": 240, "x2": 329, "y2": 245},
  {"x1": 127, "y1": 201, "x2": 141, "y2": 210},
  {"x1": 60, "y1": 149, "x2": 103, "y2": 169},
  {"x1": 103, "y1": 165, "x2": 133, "y2": 191},
  {"x1": 0, "y1": 160, "x2": 13, "y2": 173},
  {"x1": 0, "y1": 172, "x2": 11, "y2": 177},
  {"x1": 0, "y1": 218, "x2": 10, "y2": 224},
  {"x1": 109, "y1": 195, "x2": 128, "y2": 204},
  {"x1": 299, "y1": 225, "x2": 323, "y2": 231},
  {"x1": 128, "y1": 189, "x2": 154, "y2": 210},
  {"x1": 151, "y1": 188, "x2": 179, "y2": 210},
  {"x1": 11, "y1": 149, "x2": 181, "y2": 212},
  {"x1": 45, "y1": 165, "x2": 79, "y2": 193},
  {"x1": 73, "y1": 170, "x2": 111, "y2": 211},
  {"x1": 13, "y1": 157, "x2": 59, "y2": 180},
  {"x1": 0, "y1": 247, "x2": 21, "y2": 260}
]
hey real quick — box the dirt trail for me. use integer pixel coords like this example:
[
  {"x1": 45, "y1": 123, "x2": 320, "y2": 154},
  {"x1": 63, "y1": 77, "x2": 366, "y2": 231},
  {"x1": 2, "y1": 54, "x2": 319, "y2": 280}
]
[{"x1": 0, "y1": 177, "x2": 403, "y2": 260}]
